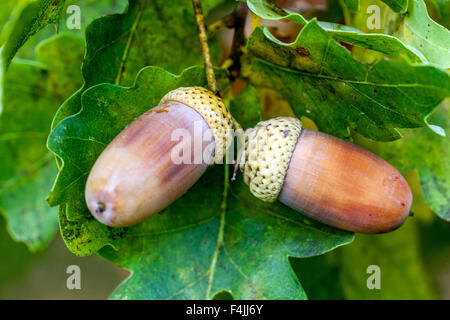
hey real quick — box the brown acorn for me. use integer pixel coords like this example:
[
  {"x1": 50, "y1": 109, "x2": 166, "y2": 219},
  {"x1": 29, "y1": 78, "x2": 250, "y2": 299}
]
[
  {"x1": 239, "y1": 117, "x2": 412, "y2": 234},
  {"x1": 85, "y1": 87, "x2": 234, "y2": 227}
]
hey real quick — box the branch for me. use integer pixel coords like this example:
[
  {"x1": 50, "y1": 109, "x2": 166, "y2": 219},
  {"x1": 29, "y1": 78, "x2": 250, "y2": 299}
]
[{"x1": 192, "y1": 0, "x2": 218, "y2": 94}]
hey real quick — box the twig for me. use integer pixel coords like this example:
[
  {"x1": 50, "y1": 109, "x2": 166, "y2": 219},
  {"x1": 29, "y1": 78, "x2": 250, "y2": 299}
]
[
  {"x1": 192, "y1": 0, "x2": 218, "y2": 94},
  {"x1": 192, "y1": 0, "x2": 242, "y2": 132}
]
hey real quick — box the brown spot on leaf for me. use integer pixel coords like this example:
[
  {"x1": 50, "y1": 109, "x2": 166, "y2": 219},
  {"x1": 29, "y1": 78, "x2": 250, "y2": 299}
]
[{"x1": 295, "y1": 47, "x2": 310, "y2": 56}]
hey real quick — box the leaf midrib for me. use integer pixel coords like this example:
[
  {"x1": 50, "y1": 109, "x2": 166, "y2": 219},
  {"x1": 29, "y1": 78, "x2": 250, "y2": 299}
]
[
  {"x1": 252, "y1": 56, "x2": 445, "y2": 90},
  {"x1": 205, "y1": 162, "x2": 229, "y2": 299},
  {"x1": 114, "y1": 1, "x2": 145, "y2": 85}
]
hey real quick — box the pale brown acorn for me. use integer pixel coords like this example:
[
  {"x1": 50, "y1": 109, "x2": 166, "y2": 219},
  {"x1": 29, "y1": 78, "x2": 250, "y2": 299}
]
[
  {"x1": 239, "y1": 117, "x2": 412, "y2": 234},
  {"x1": 85, "y1": 87, "x2": 234, "y2": 227}
]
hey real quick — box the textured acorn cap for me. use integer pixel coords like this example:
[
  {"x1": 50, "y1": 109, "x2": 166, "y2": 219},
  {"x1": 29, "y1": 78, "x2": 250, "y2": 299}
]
[
  {"x1": 239, "y1": 117, "x2": 302, "y2": 202},
  {"x1": 160, "y1": 87, "x2": 234, "y2": 164}
]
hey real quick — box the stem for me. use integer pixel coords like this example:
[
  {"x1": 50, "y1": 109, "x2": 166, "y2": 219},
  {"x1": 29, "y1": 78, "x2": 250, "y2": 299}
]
[
  {"x1": 192, "y1": 0, "x2": 242, "y2": 132},
  {"x1": 192, "y1": 0, "x2": 218, "y2": 94},
  {"x1": 206, "y1": 154, "x2": 229, "y2": 299}
]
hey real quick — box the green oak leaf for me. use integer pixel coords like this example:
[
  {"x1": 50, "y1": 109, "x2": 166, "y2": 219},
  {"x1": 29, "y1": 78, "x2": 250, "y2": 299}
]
[
  {"x1": 48, "y1": 0, "x2": 224, "y2": 224},
  {"x1": 341, "y1": 0, "x2": 403, "y2": 64},
  {"x1": 1, "y1": 1, "x2": 127, "y2": 62},
  {"x1": 375, "y1": 102, "x2": 450, "y2": 221},
  {"x1": 290, "y1": 254, "x2": 346, "y2": 299},
  {"x1": 245, "y1": 0, "x2": 424, "y2": 63},
  {"x1": 101, "y1": 170, "x2": 352, "y2": 299},
  {"x1": 2, "y1": 0, "x2": 66, "y2": 71},
  {"x1": 47, "y1": 66, "x2": 353, "y2": 298},
  {"x1": 48, "y1": 66, "x2": 226, "y2": 253},
  {"x1": 0, "y1": 33, "x2": 84, "y2": 250},
  {"x1": 51, "y1": 0, "x2": 221, "y2": 129},
  {"x1": 386, "y1": 0, "x2": 450, "y2": 69},
  {"x1": 242, "y1": 21, "x2": 449, "y2": 141}
]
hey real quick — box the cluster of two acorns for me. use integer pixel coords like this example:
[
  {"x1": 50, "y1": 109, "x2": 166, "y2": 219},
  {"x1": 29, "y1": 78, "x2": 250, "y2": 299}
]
[{"x1": 86, "y1": 87, "x2": 412, "y2": 233}]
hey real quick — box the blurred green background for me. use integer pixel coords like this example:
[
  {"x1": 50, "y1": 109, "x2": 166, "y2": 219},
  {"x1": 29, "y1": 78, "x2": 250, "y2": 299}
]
[{"x1": 0, "y1": 217, "x2": 127, "y2": 299}]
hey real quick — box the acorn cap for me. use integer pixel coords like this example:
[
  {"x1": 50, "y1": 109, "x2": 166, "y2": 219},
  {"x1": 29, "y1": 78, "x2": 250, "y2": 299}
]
[
  {"x1": 160, "y1": 87, "x2": 234, "y2": 164},
  {"x1": 239, "y1": 117, "x2": 302, "y2": 202}
]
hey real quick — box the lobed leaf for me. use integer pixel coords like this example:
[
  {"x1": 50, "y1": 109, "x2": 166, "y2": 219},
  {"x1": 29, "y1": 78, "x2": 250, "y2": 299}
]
[
  {"x1": 101, "y1": 170, "x2": 352, "y2": 300},
  {"x1": 245, "y1": 0, "x2": 425, "y2": 63},
  {"x1": 242, "y1": 21, "x2": 450, "y2": 141},
  {"x1": 345, "y1": 1, "x2": 449, "y2": 221},
  {"x1": 48, "y1": 66, "x2": 353, "y2": 298},
  {"x1": 1, "y1": 0, "x2": 127, "y2": 63},
  {"x1": 2, "y1": 0, "x2": 66, "y2": 71},
  {"x1": 51, "y1": 0, "x2": 221, "y2": 129},
  {"x1": 375, "y1": 102, "x2": 450, "y2": 221},
  {"x1": 389, "y1": 0, "x2": 450, "y2": 69},
  {"x1": 48, "y1": 66, "x2": 225, "y2": 253}
]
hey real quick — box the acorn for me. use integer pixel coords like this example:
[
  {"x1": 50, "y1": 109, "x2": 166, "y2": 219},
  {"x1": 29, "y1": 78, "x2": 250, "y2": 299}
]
[
  {"x1": 239, "y1": 117, "x2": 412, "y2": 234},
  {"x1": 85, "y1": 87, "x2": 234, "y2": 227}
]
